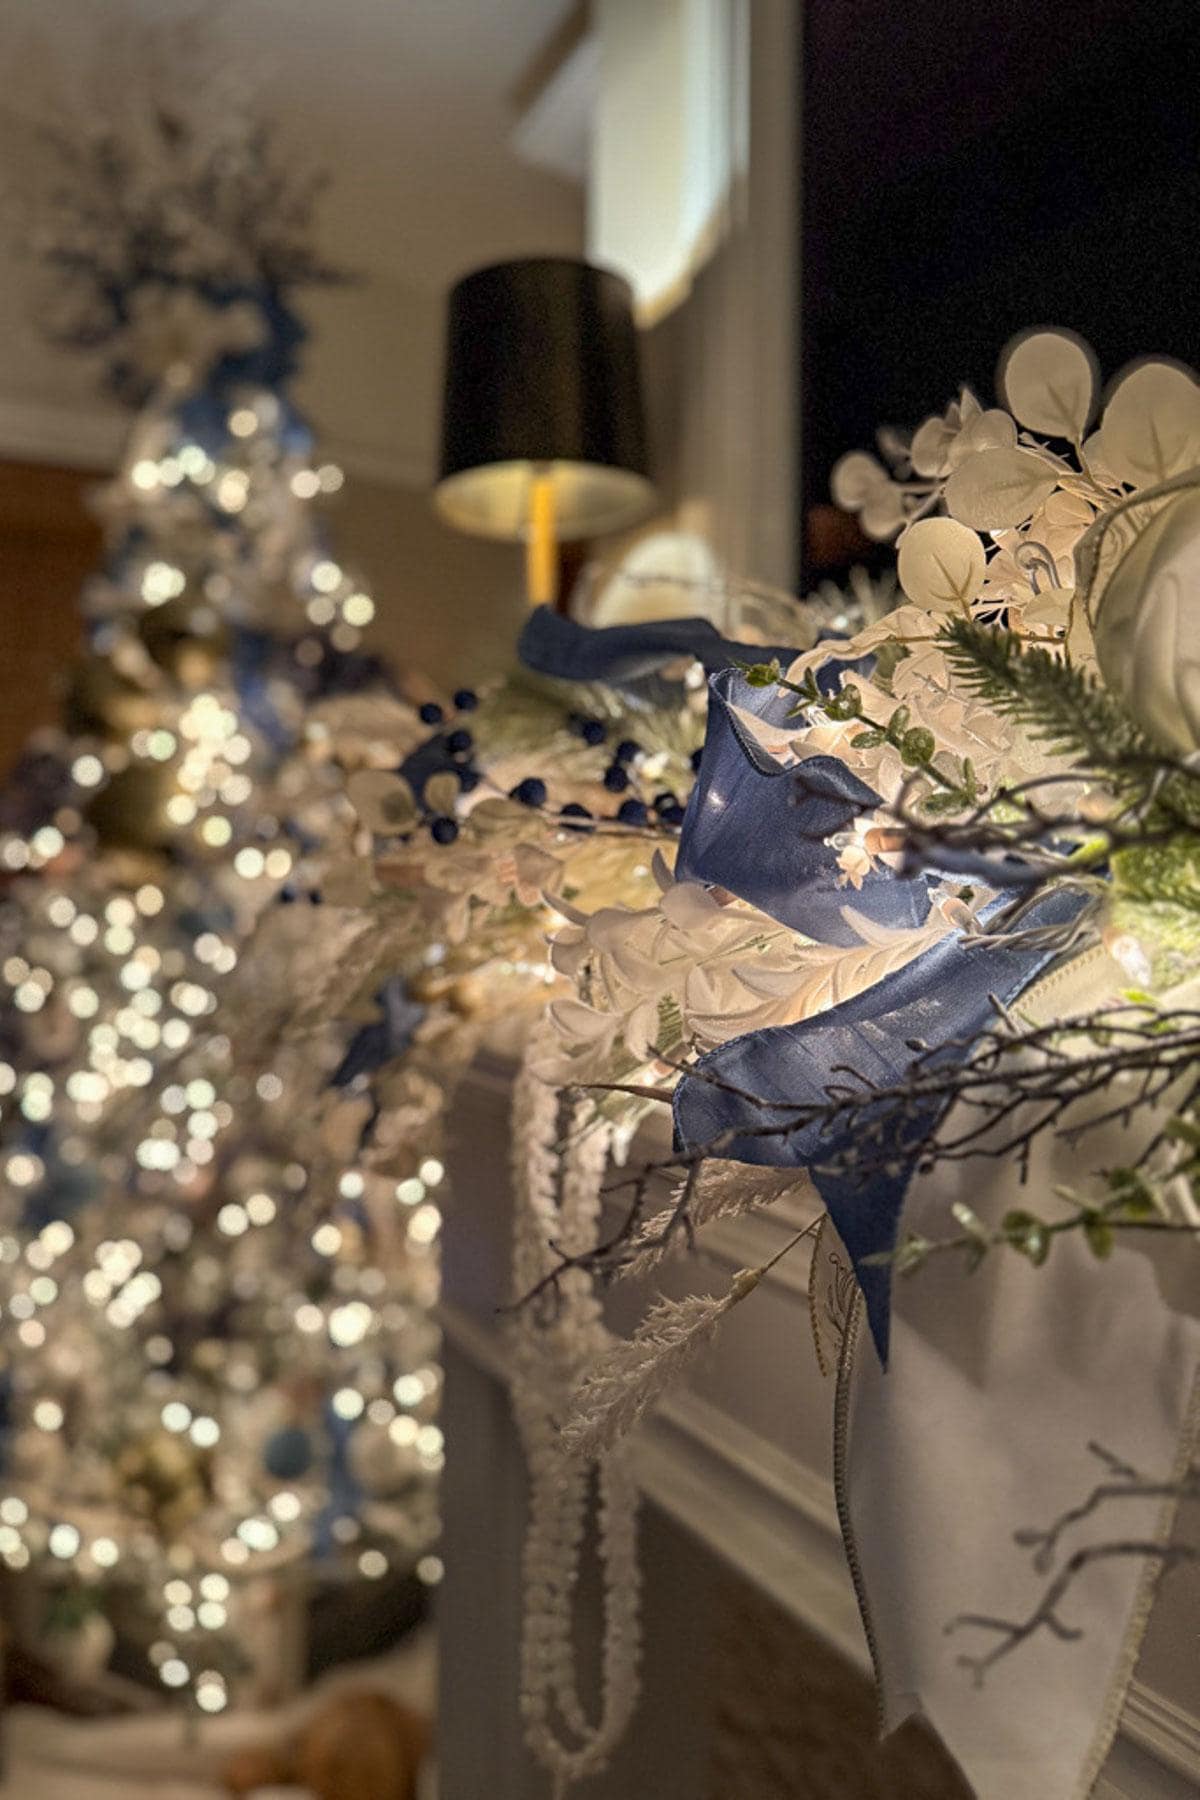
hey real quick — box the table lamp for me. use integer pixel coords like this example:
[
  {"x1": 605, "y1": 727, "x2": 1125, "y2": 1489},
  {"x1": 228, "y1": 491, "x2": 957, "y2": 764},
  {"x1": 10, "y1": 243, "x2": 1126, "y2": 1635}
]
[{"x1": 435, "y1": 257, "x2": 655, "y2": 607}]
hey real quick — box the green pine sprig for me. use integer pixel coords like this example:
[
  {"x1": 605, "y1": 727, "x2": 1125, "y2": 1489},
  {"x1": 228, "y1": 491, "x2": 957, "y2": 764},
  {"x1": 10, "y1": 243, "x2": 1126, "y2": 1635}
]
[{"x1": 937, "y1": 619, "x2": 1150, "y2": 767}]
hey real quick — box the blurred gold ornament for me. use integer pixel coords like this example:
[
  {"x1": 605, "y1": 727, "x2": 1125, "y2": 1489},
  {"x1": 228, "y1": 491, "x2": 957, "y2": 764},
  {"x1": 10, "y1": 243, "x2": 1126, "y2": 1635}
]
[
  {"x1": 65, "y1": 655, "x2": 160, "y2": 739},
  {"x1": 84, "y1": 762, "x2": 177, "y2": 852},
  {"x1": 139, "y1": 596, "x2": 229, "y2": 687},
  {"x1": 115, "y1": 1429, "x2": 212, "y2": 1537}
]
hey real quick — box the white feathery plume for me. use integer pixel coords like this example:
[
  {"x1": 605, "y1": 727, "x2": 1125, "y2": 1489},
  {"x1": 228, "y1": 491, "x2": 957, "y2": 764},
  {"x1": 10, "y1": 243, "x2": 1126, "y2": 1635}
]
[
  {"x1": 621, "y1": 1162, "x2": 814, "y2": 1279},
  {"x1": 562, "y1": 1223, "x2": 818, "y2": 1459}
]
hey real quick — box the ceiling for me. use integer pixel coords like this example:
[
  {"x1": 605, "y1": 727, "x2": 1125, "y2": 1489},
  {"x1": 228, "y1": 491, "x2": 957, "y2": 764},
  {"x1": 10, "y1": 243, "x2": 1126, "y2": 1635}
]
[
  {"x1": 0, "y1": 0, "x2": 589, "y2": 484},
  {"x1": 0, "y1": 0, "x2": 586, "y2": 290}
]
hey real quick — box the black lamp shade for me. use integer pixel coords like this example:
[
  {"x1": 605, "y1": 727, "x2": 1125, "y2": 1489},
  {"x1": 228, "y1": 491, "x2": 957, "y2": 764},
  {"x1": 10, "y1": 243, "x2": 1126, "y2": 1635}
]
[{"x1": 435, "y1": 257, "x2": 655, "y2": 542}]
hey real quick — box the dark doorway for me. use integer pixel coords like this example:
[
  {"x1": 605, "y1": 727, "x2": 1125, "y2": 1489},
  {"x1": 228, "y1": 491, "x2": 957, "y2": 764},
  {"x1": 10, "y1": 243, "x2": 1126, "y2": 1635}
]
[{"x1": 800, "y1": 0, "x2": 1200, "y2": 576}]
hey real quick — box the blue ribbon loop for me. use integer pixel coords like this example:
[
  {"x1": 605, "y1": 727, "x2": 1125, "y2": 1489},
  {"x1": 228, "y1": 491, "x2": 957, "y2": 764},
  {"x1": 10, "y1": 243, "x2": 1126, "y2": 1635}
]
[
  {"x1": 517, "y1": 606, "x2": 801, "y2": 683},
  {"x1": 676, "y1": 670, "x2": 933, "y2": 945},
  {"x1": 673, "y1": 886, "x2": 1088, "y2": 1363}
]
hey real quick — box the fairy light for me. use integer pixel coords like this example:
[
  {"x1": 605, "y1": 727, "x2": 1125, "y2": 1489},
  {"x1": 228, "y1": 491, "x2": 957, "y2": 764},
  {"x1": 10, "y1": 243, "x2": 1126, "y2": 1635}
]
[
  {"x1": 196, "y1": 1673, "x2": 228, "y2": 1714},
  {"x1": 48, "y1": 1524, "x2": 81, "y2": 1559},
  {"x1": 311, "y1": 559, "x2": 342, "y2": 593},
  {"x1": 71, "y1": 752, "x2": 103, "y2": 788},
  {"x1": 407, "y1": 1204, "x2": 441, "y2": 1246},
  {"x1": 342, "y1": 591, "x2": 374, "y2": 627}
]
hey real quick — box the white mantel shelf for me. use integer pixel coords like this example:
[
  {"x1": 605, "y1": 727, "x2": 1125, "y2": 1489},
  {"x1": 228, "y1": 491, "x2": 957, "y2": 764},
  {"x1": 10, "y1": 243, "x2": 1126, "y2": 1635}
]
[{"x1": 440, "y1": 1054, "x2": 1200, "y2": 1800}]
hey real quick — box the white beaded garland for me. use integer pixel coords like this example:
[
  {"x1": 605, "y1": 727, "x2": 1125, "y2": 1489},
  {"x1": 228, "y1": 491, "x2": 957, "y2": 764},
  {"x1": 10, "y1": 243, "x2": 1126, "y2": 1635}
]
[{"x1": 509, "y1": 1035, "x2": 642, "y2": 1792}]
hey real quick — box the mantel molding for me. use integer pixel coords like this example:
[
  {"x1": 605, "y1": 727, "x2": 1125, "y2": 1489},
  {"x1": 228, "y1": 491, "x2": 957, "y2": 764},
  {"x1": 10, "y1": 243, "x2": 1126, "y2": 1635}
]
[{"x1": 444, "y1": 1059, "x2": 1200, "y2": 1800}]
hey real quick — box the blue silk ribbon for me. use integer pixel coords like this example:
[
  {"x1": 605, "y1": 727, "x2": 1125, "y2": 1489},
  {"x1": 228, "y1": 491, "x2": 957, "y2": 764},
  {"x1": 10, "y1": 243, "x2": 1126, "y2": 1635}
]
[
  {"x1": 676, "y1": 669, "x2": 933, "y2": 945},
  {"x1": 673, "y1": 885, "x2": 1088, "y2": 1363},
  {"x1": 517, "y1": 605, "x2": 802, "y2": 683}
]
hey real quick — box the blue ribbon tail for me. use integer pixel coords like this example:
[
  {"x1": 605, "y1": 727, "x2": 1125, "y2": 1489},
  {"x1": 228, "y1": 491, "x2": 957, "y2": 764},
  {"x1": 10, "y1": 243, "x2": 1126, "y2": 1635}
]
[{"x1": 673, "y1": 887, "x2": 1090, "y2": 1363}]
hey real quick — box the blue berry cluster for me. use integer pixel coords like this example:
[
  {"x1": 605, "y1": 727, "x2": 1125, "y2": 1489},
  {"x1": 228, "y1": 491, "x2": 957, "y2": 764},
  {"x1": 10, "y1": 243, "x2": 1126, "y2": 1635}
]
[
  {"x1": 416, "y1": 689, "x2": 480, "y2": 846},
  {"x1": 417, "y1": 697, "x2": 696, "y2": 848}
]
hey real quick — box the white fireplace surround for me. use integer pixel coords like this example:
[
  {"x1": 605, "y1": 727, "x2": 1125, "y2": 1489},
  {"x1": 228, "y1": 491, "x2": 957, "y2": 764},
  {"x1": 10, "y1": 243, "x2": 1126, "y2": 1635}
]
[{"x1": 439, "y1": 1054, "x2": 1200, "y2": 1800}]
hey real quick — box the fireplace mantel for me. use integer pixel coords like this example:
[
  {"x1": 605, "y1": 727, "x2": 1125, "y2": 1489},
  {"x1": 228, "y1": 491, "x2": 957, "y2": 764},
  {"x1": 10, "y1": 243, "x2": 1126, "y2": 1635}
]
[{"x1": 439, "y1": 1055, "x2": 1200, "y2": 1800}]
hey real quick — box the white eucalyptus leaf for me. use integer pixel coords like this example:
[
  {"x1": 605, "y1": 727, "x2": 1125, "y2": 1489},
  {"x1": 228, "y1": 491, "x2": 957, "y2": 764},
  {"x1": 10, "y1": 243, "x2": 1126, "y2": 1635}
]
[
  {"x1": 1099, "y1": 361, "x2": 1200, "y2": 487},
  {"x1": 1081, "y1": 429, "x2": 1121, "y2": 487},
  {"x1": 897, "y1": 518, "x2": 986, "y2": 613},
  {"x1": 1092, "y1": 486, "x2": 1200, "y2": 753},
  {"x1": 830, "y1": 449, "x2": 888, "y2": 511},
  {"x1": 910, "y1": 416, "x2": 956, "y2": 478},
  {"x1": 999, "y1": 330, "x2": 1097, "y2": 439},
  {"x1": 943, "y1": 447, "x2": 1058, "y2": 530},
  {"x1": 859, "y1": 483, "x2": 908, "y2": 540},
  {"x1": 345, "y1": 769, "x2": 416, "y2": 833},
  {"x1": 423, "y1": 771, "x2": 461, "y2": 817},
  {"x1": 945, "y1": 408, "x2": 1018, "y2": 469}
]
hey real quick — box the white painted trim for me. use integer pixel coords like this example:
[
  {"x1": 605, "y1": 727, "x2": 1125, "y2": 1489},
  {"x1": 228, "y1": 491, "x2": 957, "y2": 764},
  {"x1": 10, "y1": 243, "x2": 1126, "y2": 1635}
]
[
  {"x1": 442, "y1": 1171, "x2": 1200, "y2": 1799},
  {"x1": 0, "y1": 395, "x2": 429, "y2": 491},
  {"x1": 1121, "y1": 1683, "x2": 1200, "y2": 1788}
]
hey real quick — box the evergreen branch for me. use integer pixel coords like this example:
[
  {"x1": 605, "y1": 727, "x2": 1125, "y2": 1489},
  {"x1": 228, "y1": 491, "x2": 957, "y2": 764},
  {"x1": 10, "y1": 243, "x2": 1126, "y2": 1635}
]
[{"x1": 937, "y1": 620, "x2": 1151, "y2": 767}]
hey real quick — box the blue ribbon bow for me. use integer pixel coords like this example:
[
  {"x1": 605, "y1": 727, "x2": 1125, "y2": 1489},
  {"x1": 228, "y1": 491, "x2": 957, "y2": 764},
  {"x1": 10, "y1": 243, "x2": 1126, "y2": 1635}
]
[{"x1": 676, "y1": 669, "x2": 933, "y2": 944}]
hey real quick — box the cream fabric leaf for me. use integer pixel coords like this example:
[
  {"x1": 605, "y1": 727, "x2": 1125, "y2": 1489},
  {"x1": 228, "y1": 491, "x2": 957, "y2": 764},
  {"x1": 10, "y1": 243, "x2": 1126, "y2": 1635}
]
[
  {"x1": 897, "y1": 518, "x2": 986, "y2": 612},
  {"x1": 945, "y1": 407, "x2": 1018, "y2": 469},
  {"x1": 999, "y1": 330, "x2": 1097, "y2": 439},
  {"x1": 1098, "y1": 360, "x2": 1200, "y2": 486},
  {"x1": 944, "y1": 448, "x2": 1058, "y2": 530},
  {"x1": 860, "y1": 483, "x2": 908, "y2": 540},
  {"x1": 830, "y1": 449, "x2": 889, "y2": 510},
  {"x1": 910, "y1": 414, "x2": 958, "y2": 478}
]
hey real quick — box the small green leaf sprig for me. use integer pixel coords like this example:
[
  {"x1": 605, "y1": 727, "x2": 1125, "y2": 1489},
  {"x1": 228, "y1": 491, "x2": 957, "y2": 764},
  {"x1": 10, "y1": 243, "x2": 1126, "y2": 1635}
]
[
  {"x1": 736, "y1": 659, "x2": 982, "y2": 816},
  {"x1": 886, "y1": 1112, "x2": 1199, "y2": 1278}
]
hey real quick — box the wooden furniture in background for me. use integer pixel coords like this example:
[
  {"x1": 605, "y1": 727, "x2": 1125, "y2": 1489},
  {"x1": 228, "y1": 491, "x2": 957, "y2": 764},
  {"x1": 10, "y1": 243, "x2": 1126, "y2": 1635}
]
[{"x1": 0, "y1": 460, "x2": 103, "y2": 779}]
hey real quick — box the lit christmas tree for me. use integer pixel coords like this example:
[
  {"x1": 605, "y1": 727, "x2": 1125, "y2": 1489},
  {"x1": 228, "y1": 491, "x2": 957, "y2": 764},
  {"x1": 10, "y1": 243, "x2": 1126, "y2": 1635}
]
[{"x1": 0, "y1": 44, "x2": 442, "y2": 1714}]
